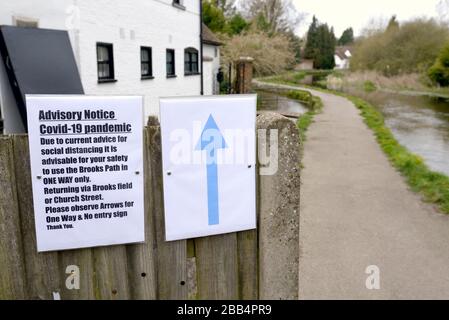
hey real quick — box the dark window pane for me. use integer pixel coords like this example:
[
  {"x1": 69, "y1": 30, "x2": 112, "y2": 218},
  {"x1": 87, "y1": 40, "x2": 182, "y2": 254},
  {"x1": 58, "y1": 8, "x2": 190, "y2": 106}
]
[
  {"x1": 167, "y1": 50, "x2": 175, "y2": 75},
  {"x1": 141, "y1": 49, "x2": 149, "y2": 62},
  {"x1": 99, "y1": 63, "x2": 110, "y2": 78},
  {"x1": 97, "y1": 46, "x2": 109, "y2": 62},
  {"x1": 141, "y1": 47, "x2": 152, "y2": 77},
  {"x1": 141, "y1": 62, "x2": 150, "y2": 76},
  {"x1": 97, "y1": 43, "x2": 114, "y2": 80},
  {"x1": 184, "y1": 48, "x2": 198, "y2": 74}
]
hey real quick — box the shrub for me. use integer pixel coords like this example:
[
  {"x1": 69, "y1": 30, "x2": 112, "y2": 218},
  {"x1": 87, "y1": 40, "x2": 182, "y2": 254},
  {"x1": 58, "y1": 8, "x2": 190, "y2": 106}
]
[
  {"x1": 286, "y1": 90, "x2": 313, "y2": 104},
  {"x1": 428, "y1": 44, "x2": 449, "y2": 86},
  {"x1": 363, "y1": 80, "x2": 377, "y2": 92},
  {"x1": 351, "y1": 18, "x2": 449, "y2": 76}
]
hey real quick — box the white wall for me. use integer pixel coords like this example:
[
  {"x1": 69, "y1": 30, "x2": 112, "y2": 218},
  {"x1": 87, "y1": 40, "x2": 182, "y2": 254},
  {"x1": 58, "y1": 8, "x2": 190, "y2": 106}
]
[
  {"x1": 334, "y1": 55, "x2": 349, "y2": 70},
  {"x1": 0, "y1": 0, "x2": 202, "y2": 127},
  {"x1": 0, "y1": 0, "x2": 73, "y2": 29},
  {"x1": 77, "y1": 0, "x2": 202, "y2": 119},
  {"x1": 203, "y1": 44, "x2": 220, "y2": 95}
]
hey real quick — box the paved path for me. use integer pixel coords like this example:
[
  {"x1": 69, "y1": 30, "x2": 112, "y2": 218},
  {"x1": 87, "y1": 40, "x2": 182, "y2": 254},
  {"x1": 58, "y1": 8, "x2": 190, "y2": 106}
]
[{"x1": 255, "y1": 81, "x2": 449, "y2": 299}]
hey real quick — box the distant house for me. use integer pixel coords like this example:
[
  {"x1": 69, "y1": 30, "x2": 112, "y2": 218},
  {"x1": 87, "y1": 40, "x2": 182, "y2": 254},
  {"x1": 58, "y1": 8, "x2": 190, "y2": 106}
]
[
  {"x1": 201, "y1": 23, "x2": 221, "y2": 95},
  {"x1": 0, "y1": 0, "x2": 220, "y2": 134},
  {"x1": 334, "y1": 46, "x2": 352, "y2": 69}
]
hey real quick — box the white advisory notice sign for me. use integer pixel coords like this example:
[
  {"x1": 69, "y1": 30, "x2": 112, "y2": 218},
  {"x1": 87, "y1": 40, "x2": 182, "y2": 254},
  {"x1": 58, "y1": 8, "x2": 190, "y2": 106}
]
[{"x1": 26, "y1": 95, "x2": 144, "y2": 252}]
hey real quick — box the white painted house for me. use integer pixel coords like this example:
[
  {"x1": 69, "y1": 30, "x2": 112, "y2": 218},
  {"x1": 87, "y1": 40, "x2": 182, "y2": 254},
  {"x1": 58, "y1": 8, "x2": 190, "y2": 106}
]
[
  {"x1": 0, "y1": 0, "x2": 221, "y2": 133},
  {"x1": 334, "y1": 46, "x2": 352, "y2": 70}
]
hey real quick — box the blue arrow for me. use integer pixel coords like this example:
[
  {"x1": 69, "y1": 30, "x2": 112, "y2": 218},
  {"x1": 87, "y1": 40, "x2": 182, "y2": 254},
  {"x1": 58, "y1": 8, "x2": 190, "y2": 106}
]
[{"x1": 196, "y1": 114, "x2": 228, "y2": 225}]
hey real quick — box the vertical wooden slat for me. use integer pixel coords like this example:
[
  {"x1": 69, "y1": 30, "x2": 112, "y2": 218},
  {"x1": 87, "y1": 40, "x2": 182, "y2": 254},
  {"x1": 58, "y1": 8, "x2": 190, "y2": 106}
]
[
  {"x1": 0, "y1": 136, "x2": 27, "y2": 299},
  {"x1": 92, "y1": 245, "x2": 131, "y2": 300},
  {"x1": 126, "y1": 129, "x2": 157, "y2": 300},
  {"x1": 147, "y1": 123, "x2": 187, "y2": 300},
  {"x1": 58, "y1": 249, "x2": 95, "y2": 299},
  {"x1": 195, "y1": 233, "x2": 239, "y2": 300},
  {"x1": 12, "y1": 135, "x2": 61, "y2": 300},
  {"x1": 237, "y1": 230, "x2": 258, "y2": 300}
]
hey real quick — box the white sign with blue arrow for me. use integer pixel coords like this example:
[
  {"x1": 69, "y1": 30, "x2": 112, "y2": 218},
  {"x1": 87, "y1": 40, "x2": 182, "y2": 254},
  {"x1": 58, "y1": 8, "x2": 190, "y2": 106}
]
[{"x1": 160, "y1": 95, "x2": 257, "y2": 241}]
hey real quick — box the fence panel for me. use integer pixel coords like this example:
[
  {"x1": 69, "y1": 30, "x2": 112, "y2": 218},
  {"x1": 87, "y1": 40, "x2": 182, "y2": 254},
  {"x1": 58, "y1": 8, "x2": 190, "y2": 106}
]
[
  {"x1": 0, "y1": 112, "x2": 300, "y2": 300},
  {"x1": 0, "y1": 136, "x2": 27, "y2": 299}
]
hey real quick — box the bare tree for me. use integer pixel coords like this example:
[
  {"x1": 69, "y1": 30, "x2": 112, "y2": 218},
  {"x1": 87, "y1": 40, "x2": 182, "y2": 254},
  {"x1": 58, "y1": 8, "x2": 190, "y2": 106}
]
[
  {"x1": 220, "y1": 31, "x2": 295, "y2": 76},
  {"x1": 437, "y1": 0, "x2": 449, "y2": 23},
  {"x1": 211, "y1": 0, "x2": 237, "y2": 17},
  {"x1": 241, "y1": 0, "x2": 304, "y2": 33}
]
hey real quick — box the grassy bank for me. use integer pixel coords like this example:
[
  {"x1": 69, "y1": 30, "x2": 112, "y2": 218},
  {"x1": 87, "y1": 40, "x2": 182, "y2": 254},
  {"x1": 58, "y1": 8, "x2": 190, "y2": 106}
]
[
  {"x1": 258, "y1": 86, "x2": 323, "y2": 143},
  {"x1": 260, "y1": 77, "x2": 449, "y2": 214},
  {"x1": 349, "y1": 95, "x2": 449, "y2": 214},
  {"x1": 285, "y1": 90, "x2": 323, "y2": 143},
  {"x1": 266, "y1": 70, "x2": 449, "y2": 98}
]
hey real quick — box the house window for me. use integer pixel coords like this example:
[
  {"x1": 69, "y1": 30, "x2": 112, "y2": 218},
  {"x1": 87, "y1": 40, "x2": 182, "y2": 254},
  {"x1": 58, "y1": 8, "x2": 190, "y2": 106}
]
[
  {"x1": 172, "y1": 0, "x2": 185, "y2": 10},
  {"x1": 97, "y1": 43, "x2": 115, "y2": 82},
  {"x1": 141, "y1": 47, "x2": 153, "y2": 79},
  {"x1": 184, "y1": 48, "x2": 199, "y2": 75},
  {"x1": 166, "y1": 49, "x2": 176, "y2": 77}
]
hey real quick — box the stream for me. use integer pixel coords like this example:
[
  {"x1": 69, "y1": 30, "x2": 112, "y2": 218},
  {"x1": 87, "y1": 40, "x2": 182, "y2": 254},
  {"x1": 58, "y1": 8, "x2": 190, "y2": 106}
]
[
  {"x1": 256, "y1": 90, "x2": 309, "y2": 115},
  {"x1": 345, "y1": 89, "x2": 449, "y2": 176}
]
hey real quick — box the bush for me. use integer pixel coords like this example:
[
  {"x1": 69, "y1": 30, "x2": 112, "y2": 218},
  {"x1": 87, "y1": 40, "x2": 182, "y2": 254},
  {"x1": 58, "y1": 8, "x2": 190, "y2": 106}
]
[
  {"x1": 286, "y1": 90, "x2": 313, "y2": 105},
  {"x1": 351, "y1": 18, "x2": 449, "y2": 76},
  {"x1": 428, "y1": 44, "x2": 449, "y2": 86},
  {"x1": 363, "y1": 80, "x2": 377, "y2": 92}
]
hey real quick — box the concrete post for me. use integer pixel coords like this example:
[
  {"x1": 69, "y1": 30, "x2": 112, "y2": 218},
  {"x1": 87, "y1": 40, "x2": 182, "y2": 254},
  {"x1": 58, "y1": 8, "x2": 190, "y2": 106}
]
[
  {"x1": 257, "y1": 112, "x2": 301, "y2": 300},
  {"x1": 235, "y1": 57, "x2": 254, "y2": 94}
]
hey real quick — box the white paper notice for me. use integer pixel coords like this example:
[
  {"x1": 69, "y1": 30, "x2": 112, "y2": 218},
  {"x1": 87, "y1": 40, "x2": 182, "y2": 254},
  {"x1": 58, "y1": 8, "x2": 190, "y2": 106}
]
[
  {"x1": 26, "y1": 95, "x2": 144, "y2": 252},
  {"x1": 160, "y1": 95, "x2": 257, "y2": 241}
]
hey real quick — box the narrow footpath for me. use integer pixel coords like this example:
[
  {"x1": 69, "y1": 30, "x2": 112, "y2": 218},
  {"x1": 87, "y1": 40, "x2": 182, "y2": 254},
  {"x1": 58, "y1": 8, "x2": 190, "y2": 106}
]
[{"x1": 256, "y1": 81, "x2": 449, "y2": 299}]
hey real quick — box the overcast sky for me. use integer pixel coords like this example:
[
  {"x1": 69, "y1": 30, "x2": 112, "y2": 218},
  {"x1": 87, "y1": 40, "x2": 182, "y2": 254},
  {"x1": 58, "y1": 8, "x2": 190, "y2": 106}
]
[{"x1": 293, "y1": 0, "x2": 444, "y2": 37}]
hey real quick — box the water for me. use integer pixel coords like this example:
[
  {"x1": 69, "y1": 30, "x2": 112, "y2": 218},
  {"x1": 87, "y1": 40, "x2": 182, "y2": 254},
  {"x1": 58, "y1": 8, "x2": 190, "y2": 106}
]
[
  {"x1": 346, "y1": 89, "x2": 449, "y2": 176},
  {"x1": 256, "y1": 91, "x2": 309, "y2": 115}
]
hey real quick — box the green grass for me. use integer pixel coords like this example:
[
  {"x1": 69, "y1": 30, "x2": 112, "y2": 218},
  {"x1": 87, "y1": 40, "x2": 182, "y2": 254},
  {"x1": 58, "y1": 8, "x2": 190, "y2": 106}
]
[
  {"x1": 260, "y1": 75, "x2": 449, "y2": 214},
  {"x1": 264, "y1": 69, "x2": 336, "y2": 86},
  {"x1": 349, "y1": 95, "x2": 449, "y2": 214},
  {"x1": 282, "y1": 89, "x2": 323, "y2": 143},
  {"x1": 363, "y1": 80, "x2": 377, "y2": 93}
]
